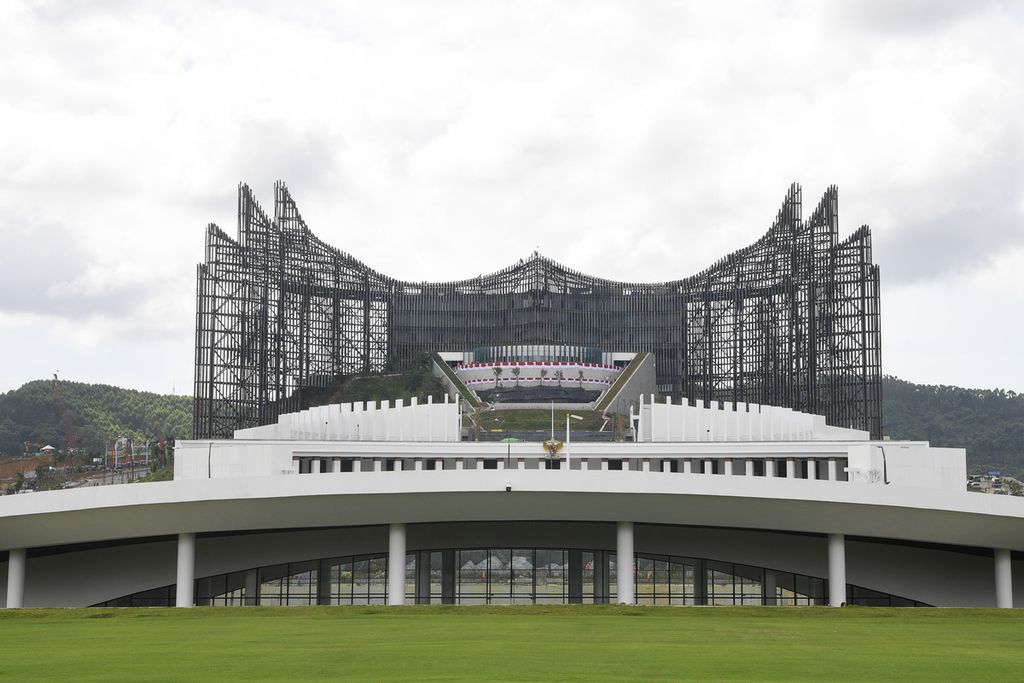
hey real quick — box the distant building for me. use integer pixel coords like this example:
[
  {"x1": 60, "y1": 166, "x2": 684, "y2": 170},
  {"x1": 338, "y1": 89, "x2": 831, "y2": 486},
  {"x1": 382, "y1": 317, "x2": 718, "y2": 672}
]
[{"x1": 194, "y1": 182, "x2": 881, "y2": 440}]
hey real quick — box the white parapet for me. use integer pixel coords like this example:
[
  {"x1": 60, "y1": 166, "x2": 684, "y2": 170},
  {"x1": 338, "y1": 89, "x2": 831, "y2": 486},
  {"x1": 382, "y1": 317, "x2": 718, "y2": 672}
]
[
  {"x1": 233, "y1": 394, "x2": 460, "y2": 443},
  {"x1": 633, "y1": 395, "x2": 870, "y2": 443}
]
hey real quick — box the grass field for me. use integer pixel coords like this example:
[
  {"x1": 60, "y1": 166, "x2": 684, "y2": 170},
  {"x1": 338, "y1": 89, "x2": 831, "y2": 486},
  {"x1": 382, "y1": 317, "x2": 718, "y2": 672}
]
[{"x1": 0, "y1": 605, "x2": 1021, "y2": 681}]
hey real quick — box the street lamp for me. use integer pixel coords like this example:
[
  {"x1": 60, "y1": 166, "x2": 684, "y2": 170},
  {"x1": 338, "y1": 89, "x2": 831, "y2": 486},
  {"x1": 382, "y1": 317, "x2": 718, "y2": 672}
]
[{"x1": 566, "y1": 414, "x2": 584, "y2": 467}]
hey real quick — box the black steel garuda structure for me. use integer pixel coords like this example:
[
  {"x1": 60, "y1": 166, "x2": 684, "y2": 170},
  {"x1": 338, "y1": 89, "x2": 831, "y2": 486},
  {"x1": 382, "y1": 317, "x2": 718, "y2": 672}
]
[{"x1": 195, "y1": 182, "x2": 881, "y2": 438}]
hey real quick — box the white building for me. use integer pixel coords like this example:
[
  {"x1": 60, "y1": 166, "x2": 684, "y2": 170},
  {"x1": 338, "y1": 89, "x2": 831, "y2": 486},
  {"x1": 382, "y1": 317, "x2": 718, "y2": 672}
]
[{"x1": 1, "y1": 395, "x2": 1021, "y2": 609}]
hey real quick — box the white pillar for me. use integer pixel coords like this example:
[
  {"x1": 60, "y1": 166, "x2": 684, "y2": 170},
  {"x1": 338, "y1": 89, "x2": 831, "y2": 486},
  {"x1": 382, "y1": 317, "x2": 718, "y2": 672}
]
[
  {"x1": 723, "y1": 459, "x2": 732, "y2": 476},
  {"x1": 5, "y1": 548, "x2": 25, "y2": 609},
  {"x1": 703, "y1": 459, "x2": 714, "y2": 475},
  {"x1": 683, "y1": 460, "x2": 692, "y2": 474},
  {"x1": 616, "y1": 521, "x2": 635, "y2": 605},
  {"x1": 787, "y1": 459, "x2": 797, "y2": 479},
  {"x1": 388, "y1": 523, "x2": 407, "y2": 606},
  {"x1": 827, "y1": 458, "x2": 838, "y2": 481},
  {"x1": 766, "y1": 459, "x2": 776, "y2": 478},
  {"x1": 176, "y1": 533, "x2": 195, "y2": 608},
  {"x1": 807, "y1": 460, "x2": 817, "y2": 481},
  {"x1": 995, "y1": 548, "x2": 1013, "y2": 608},
  {"x1": 309, "y1": 458, "x2": 321, "y2": 474},
  {"x1": 827, "y1": 533, "x2": 846, "y2": 607},
  {"x1": 745, "y1": 459, "x2": 754, "y2": 476}
]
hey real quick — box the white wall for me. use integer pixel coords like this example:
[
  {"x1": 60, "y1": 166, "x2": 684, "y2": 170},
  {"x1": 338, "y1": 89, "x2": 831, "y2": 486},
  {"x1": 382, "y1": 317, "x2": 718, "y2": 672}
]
[
  {"x1": 233, "y1": 395, "x2": 460, "y2": 442},
  {"x1": 635, "y1": 396, "x2": 870, "y2": 443}
]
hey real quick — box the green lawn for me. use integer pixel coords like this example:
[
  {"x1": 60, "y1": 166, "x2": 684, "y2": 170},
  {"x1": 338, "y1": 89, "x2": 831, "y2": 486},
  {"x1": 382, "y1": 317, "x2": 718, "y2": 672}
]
[
  {"x1": 0, "y1": 605, "x2": 1020, "y2": 681},
  {"x1": 473, "y1": 409, "x2": 605, "y2": 432}
]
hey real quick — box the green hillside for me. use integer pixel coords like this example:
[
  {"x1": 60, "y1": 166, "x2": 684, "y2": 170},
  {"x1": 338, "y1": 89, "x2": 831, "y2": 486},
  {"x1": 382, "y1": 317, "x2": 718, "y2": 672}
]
[
  {"x1": 298, "y1": 362, "x2": 447, "y2": 410},
  {"x1": 0, "y1": 380, "x2": 192, "y2": 456},
  {"x1": 882, "y1": 376, "x2": 1024, "y2": 478}
]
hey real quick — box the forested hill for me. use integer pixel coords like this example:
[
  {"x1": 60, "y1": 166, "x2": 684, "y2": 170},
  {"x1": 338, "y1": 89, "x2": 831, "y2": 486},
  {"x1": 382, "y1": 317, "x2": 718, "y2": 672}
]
[
  {"x1": 0, "y1": 380, "x2": 192, "y2": 456},
  {"x1": 882, "y1": 376, "x2": 1024, "y2": 478}
]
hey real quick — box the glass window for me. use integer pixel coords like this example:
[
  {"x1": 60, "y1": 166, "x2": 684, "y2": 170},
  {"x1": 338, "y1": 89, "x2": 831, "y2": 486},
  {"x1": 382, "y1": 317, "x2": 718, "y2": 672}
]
[
  {"x1": 331, "y1": 559, "x2": 354, "y2": 605},
  {"x1": 512, "y1": 549, "x2": 534, "y2": 603},
  {"x1": 489, "y1": 550, "x2": 512, "y2": 604},
  {"x1": 429, "y1": 552, "x2": 443, "y2": 601},
  {"x1": 368, "y1": 557, "x2": 388, "y2": 604},
  {"x1": 458, "y1": 549, "x2": 487, "y2": 604},
  {"x1": 93, "y1": 547, "x2": 928, "y2": 609},
  {"x1": 581, "y1": 551, "x2": 595, "y2": 601},
  {"x1": 353, "y1": 558, "x2": 370, "y2": 604},
  {"x1": 636, "y1": 557, "x2": 655, "y2": 605},
  {"x1": 535, "y1": 550, "x2": 564, "y2": 604}
]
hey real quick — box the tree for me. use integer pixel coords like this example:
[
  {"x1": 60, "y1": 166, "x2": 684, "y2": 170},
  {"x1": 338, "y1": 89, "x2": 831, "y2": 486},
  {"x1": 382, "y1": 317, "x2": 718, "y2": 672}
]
[
  {"x1": 511, "y1": 366, "x2": 521, "y2": 388},
  {"x1": 492, "y1": 366, "x2": 503, "y2": 388},
  {"x1": 578, "y1": 369, "x2": 585, "y2": 388},
  {"x1": 539, "y1": 369, "x2": 548, "y2": 385},
  {"x1": 554, "y1": 370, "x2": 564, "y2": 387}
]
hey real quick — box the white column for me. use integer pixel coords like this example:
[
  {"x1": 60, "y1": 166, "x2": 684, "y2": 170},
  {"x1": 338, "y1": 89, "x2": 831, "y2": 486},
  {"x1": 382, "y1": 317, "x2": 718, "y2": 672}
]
[
  {"x1": 807, "y1": 460, "x2": 817, "y2": 481},
  {"x1": 745, "y1": 459, "x2": 754, "y2": 476},
  {"x1": 616, "y1": 521, "x2": 635, "y2": 605},
  {"x1": 5, "y1": 548, "x2": 25, "y2": 609},
  {"x1": 827, "y1": 533, "x2": 846, "y2": 607},
  {"x1": 309, "y1": 458, "x2": 321, "y2": 474},
  {"x1": 683, "y1": 460, "x2": 692, "y2": 474},
  {"x1": 703, "y1": 459, "x2": 714, "y2": 475},
  {"x1": 388, "y1": 523, "x2": 407, "y2": 606},
  {"x1": 766, "y1": 459, "x2": 776, "y2": 478},
  {"x1": 723, "y1": 459, "x2": 732, "y2": 476},
  {"x1": 827, "y1": 458, "x2": 838, "y2": 481},
  {"x1": 995, "y1": 548, "x2": 1013, "y2": 608},
  {"x1": 787, "y1": 459, "x2": 797, "y2": 479},
  {"x1": 175, "y1": 533, "x2": 195, "y2": 608}
]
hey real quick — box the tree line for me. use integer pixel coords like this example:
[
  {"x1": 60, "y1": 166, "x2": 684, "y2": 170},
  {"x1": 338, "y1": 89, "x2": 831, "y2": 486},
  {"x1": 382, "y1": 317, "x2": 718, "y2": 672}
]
[
  {"x1": 882, "y1": 376, "x2": 1024, "y2": 479},
  {"x1": 0, "y1": 379, "x2": 192, "y2": 457}
]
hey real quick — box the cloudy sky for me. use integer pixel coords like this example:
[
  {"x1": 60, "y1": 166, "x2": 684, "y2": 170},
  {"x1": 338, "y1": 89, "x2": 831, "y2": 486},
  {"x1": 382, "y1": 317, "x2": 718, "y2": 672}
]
[{"x1": 1, "y1": 0, "x2": 1022, "y2": 397}]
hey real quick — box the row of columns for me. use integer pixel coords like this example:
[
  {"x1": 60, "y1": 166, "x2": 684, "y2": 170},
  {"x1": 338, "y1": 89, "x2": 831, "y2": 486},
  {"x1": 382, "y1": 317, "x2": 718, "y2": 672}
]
[{"x1": 2, "y1": 532, "x2": 1017, "y2": 608}]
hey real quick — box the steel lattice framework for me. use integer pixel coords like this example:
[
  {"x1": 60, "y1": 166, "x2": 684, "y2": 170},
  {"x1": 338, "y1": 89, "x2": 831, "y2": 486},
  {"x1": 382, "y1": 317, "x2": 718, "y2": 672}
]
[{"x1": 195, "y1": 182, "x2": 881, "y2": 438}]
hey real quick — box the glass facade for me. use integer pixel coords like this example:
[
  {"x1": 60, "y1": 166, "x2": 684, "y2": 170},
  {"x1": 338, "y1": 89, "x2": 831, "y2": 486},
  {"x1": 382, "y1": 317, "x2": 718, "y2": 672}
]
[
  {"x1": 452, "y1": 549, "x2": 568, "y2": 605},
  {"x1": 94, "y1": 547, "x2": 928, "y2": 608}
]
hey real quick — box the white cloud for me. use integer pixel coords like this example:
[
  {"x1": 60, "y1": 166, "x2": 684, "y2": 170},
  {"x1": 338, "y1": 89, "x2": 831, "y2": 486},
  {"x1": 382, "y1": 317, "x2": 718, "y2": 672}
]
[{"x1": 0, "y1": 0, "x2": 1022, "y2": 394}]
